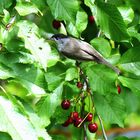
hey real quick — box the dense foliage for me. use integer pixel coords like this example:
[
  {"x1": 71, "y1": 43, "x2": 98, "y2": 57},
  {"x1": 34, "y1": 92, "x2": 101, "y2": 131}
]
[{"x1": 0, "y1": 0, "x2": 140, "y2": 140}]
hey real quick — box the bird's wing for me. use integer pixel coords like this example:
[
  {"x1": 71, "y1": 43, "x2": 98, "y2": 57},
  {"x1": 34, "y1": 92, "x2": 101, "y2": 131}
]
[{"x1": 73, "y1": 38, "x2": 105, "y2": 62}]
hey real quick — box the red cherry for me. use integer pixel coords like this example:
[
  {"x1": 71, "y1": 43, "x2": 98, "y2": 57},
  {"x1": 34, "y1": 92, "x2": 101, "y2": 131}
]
[
  {"x1": 67, "y1": 117, "x2": 73, "y2": 124},
  {"x1": 52, "y1": 20, "x2": 61, "y2": 29},
  {"x1": 86, "y1": 113, "x2": 93, "y2": 122},
  {"x1": 62, "y1": 116, "x2": 73, "y2": 127},
  {"x1": 89, "y1": 16, "x2": 94, "y2": 24},
  {"x1": 117, "y1": 85, "x2": 121, "y2": 94},
  {"x1": 77, "y1": 82, "x2": 83, "y2": 88},
  {"x1": 74, "y1": 118, "x2": 83, "y2": 127},
  {"x1": 71, "y1": 112, "x2": 79, "y2": 121},
  {"x1": 88, "y1": 123, "x2": 98, "y2": 133},
  {"x1": 61, "y1": 100, "x2": 70, "y2": 110}
]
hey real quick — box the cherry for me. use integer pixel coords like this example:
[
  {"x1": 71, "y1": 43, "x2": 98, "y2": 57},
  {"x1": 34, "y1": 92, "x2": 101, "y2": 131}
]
[
  {"x1": 117, "y1": 85, "x2": 121, "y2": 94},
  {"x1": 62, "y1": 119, "x2": 70, "y2": 127},
  {"x1": 62, "y1": 116, "x2": 73, "y2": 127},
  {"x1": 61, "y1": 99, "x2": 70, "y2": 110},
  {"x1": 74, "y1": 118, "x2": 83, "y2": 127},
  {"x1": 77, "y1": 82, "x2": 83, "y2": 88},
  {"x1": 52, "y1": 20, "x2": 61, "y2": 29},
  {"x1": 88, "y1": 123, "x2": 98, "y2": 133},
  {"x1": 86, "y1": 113, "x2": 93, "y2": 122},
  {"x1": 67, "y1": 117, "x2": 73, "y2": 124},
  {"x1": 71, "y1": 112, "x2": 79, "y2": 121},
  {"x1": 89, "y1": 16, "x2": 94, "y2": 24}
]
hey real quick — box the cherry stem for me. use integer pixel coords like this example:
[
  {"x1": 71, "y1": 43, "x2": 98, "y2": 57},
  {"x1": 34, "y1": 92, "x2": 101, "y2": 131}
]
[
  {"x1": 77, "y1": 112, "x2": 90, "y2": 128},
  {"x1": 76, "y1": 62, "x2": 108, "y2": 140},
  {"x1": 98, "y1": 114, "x2": 108, "y2": 140}
]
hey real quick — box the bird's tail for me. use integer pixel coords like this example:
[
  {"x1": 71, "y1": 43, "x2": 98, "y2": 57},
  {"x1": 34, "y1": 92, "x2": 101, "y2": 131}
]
[{"x1": 99, "y1": 58, "x2": 121, "y2": 75}]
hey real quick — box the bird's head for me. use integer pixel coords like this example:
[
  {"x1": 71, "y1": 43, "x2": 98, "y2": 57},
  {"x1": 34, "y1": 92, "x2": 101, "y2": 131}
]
[
  {"x1": 50, "y1": 34, "x2": 69, "y2": 51},
  {"x1": 51, "y1": 34, "x2": 68, "y2": 43}
]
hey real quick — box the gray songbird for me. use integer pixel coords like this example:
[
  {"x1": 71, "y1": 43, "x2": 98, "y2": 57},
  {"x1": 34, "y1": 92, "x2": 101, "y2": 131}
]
[{"x1": 51, "y1": 34, "x2": 120, "y2": 75}]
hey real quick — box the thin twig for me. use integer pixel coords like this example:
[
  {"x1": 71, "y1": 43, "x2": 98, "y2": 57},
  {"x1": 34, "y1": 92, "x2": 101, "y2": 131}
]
[
  {"x1": 84, "y1": 124, "x2": 87, "y2": 140},
  {"x1": 98, "y1": 114, "x2": 108, "y2": 140}
]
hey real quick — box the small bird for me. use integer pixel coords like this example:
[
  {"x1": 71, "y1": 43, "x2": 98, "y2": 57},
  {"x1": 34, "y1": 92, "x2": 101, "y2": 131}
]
[{"x1": 51, "y1": 34, "x2": 120, "y2": 75}]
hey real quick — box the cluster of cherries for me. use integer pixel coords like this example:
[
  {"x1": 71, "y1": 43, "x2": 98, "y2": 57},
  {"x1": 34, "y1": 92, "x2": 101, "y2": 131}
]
[
  {"x1": 61, "y1": 99, "x2": 98, "y2": 133},
  {"x1": 61, "y1": 80, "x2": 98, "y2": 133},
  {"x1": 52, "y1": 15, "x2": 95, "y2": 30}
]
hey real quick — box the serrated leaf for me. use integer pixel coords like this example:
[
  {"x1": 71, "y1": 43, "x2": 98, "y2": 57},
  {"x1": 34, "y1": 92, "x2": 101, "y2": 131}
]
[
  {"x1": 90, "y1": 37, "x2": 111, "y2": 57},
  {"x1": 0, "y1": 96, "x2": 38, "y2": 140},
  {"x1": 96, "y1": 1, "x2": 129, "y2": 41},
  {"x1": 118, "y1": 76, "x2": 140, "y2": 94},
  {"x1": 15, "y1": 2, "x2": 42, "y2": 16},
  {"x1": 86, "y1": 64, "x2": 118, "y2": 95},
  {"x1": 36, "y1": 83, "x2": 63, "y2": 126},
  {"x1": 16, "y1": 20, "x2": 51, "y2": 70},
  {"x1": 47, "y1": 0, "x2": 79, "y2": 23},
  {"x1": 94, "y1": 93, "x2": 126, "y2": 127}
]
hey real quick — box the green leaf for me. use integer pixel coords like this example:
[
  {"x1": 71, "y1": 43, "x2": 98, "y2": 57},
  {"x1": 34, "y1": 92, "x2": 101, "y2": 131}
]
[
  {"x1": 76, "y1": 10, "x2": 88, "y2": 34},
  {"x1": 0, "y1": 132, "x2": 12, "y2": 140},
  {"x1": 15, "y1": 2, "x2": 42, "y2": 16},
  {"x1": 96, "y1": 1, "x2": 129, "y2": 41},
  {"x1": 128, "y1": 27, "x2": 140, "y2": 42},
  {"x1": 94, "y1": 93, "x2": 126, "y2": 127},
  {"x1": 66, "y1": 10, "x2": 88, "y2": 37},
  {"x1": 118, "y1": 76, "x2": 140, "y2": 94},
  {"x1": 46, "y1": 0, "x2": 80, "y2": 23},
  {"x1": 120, "y1": 47, "x2": 140, "y2": 63},
  {"x1": 0, "y1": 96, "x2": 39, "y2": 140},
  {"x1": 0, "y1": 64, "x2": 14, "y2": 79},
  {"x1": 0, "y1": 62, "x2": 47, "y2": 96},
  {"x1": 65, "y1": 67, "x2": 78, "y2": 81},
  {"x1": 15, "y1": 79, "x2": 46, "y2": 97},
  {"x1": 86, "y1": 64, "x2": 118, "y2": 95},
  {"x1": 121, "y1": 89, "x2": 139, "y2": 113},
  {"x1": 90, "y1": 37, "x2": 111, "y2": 57},
  {"x1": 23, "y1": 103, "x2": 52, "y2": 140},
  {"x1": 16, "y1": 20, "x2": 52, "y2": 70},
  {"x1": 36, "y1": 83, "x2": 63, "y2": 126},
  {"x1": 45, "y1": 62, "x2": 66, "y2": 91},
  {"x1": 0, "y1": 0, "x2": 12, "y2": 13},
  {"x1": 118, "y1": 7, "x2": 134, "y2": 25},
  {"x1": 84, "y1": 0, "x2": 96, "y2": 15},
  {"x1": 120, "y1": 47, "x2": 140, "y2": 75}
]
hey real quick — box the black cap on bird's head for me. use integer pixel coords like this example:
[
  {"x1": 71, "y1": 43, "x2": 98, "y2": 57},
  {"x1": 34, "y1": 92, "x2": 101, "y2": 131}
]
[{"x1": 51, "y1": 34, "x2": 68, "y2": 40}]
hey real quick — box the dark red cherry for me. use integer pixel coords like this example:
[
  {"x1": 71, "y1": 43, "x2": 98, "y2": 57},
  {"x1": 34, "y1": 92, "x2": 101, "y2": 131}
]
[
  {"x1": 89, "y1": 16, "x2": 94, "y2": 24},
  {"x1": 77, "y1": 82, "x2": 83, "y2": 88},
  {"x1": 71, "y1": 112, "x2": 79, "y2": 121},
  {"x1": 117, "y1": 85, "x2": 121, "y2": 94},
  {"x1": 86, "y1": 113, "x2": 93, "y2": 122},
  {"x1": 74, "y1": 118, "x2": 83, "y2": 127},
  {"x1": 52, "y1": 20, "x2": 61, "y2": 29},
  {"x1": 88, "y1": 123, "x2": 98, "y2": 133},
  {"x1": 61, "y1": 100, "x2": 70, "y2": 110}
]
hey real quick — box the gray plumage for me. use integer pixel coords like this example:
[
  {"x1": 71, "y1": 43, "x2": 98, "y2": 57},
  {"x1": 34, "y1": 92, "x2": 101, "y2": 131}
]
[{"x1": 51, "y1": 34, "x2": 120, "y2": 75}]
